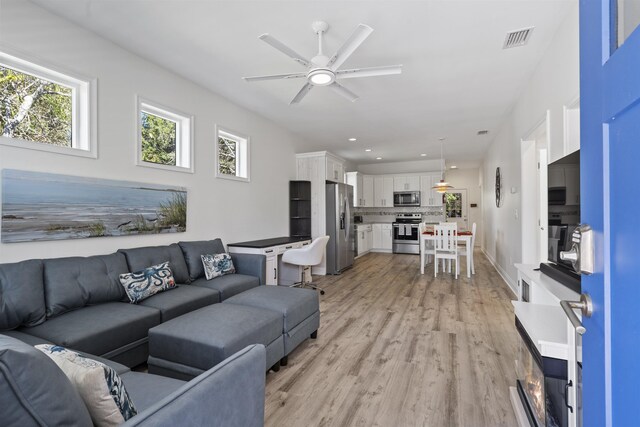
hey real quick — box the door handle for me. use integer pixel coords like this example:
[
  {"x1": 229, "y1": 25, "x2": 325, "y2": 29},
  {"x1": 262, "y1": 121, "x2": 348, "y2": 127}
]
[{"x1": 560, "y1": 293, "x2": 593, "y2": 335}]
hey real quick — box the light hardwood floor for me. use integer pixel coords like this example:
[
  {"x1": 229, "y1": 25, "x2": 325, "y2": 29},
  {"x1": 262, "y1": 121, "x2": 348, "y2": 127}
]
[{"x1": 264, "y1": 251, "x2": 519, "y2": 427}]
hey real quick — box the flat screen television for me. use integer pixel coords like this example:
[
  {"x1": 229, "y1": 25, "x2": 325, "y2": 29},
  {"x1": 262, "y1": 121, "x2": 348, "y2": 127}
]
[{"x1": 540, "y1": 150, "x2": 581, "y2": 294}]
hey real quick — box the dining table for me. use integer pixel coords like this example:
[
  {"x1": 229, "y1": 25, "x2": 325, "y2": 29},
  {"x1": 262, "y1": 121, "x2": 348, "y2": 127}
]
[{"x1": 420, "y1": 230, "x2": 474, "y2": 278}]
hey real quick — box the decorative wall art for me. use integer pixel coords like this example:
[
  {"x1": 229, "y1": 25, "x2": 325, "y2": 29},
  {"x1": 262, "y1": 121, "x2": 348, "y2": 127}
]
[{"x1": 1, "y1": 169, "x2": 187, "y2": 243}]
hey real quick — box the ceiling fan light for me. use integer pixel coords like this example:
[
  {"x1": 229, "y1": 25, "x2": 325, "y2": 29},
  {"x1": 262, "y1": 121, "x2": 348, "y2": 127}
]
[{"x1": 308, "y1": 69, "x2": 335, "y2": 86}]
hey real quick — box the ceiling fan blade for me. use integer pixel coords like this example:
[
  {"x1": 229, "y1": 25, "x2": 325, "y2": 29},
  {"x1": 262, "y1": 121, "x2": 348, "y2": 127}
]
[
  {"x1": 326, "y1": 24, "x2": 373, "y2": 70},
  {"x1": 336, "y1": 65, "x2": 402, "y2": 79},
  {"x1": 243, "y1": 72, "x2": 307, "y2": 82},
  {"x1": 329, "y1": 82, "x2": 359, "y2": 102},
  {"x1": 290, "y1": 83, "x2": 313, "y2": 105},
  {"x1": 259, "y1": 34, "x2": 311, "y2": 68}
]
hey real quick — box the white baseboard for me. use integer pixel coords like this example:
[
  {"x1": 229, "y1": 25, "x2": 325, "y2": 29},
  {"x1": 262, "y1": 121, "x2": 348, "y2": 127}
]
[{"x1": 481, "y1": 248, "x2": 518, "y2": 298}]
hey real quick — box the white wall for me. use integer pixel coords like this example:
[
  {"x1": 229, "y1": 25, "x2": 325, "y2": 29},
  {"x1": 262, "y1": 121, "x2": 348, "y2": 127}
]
[
  {"x1": 0, "y1": 0, "x2": 306, "y2": 263},
  {"x1": 482, "y1": 4, "x2": 579, "y2": 291},
  {"x1": 444, "y1": 168, "x2": 483, "y2": 247}
]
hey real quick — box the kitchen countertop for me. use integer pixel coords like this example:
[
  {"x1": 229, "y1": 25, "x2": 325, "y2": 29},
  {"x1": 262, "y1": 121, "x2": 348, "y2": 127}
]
[{"x1": 228, "y1": 236, "x2": 310, "y2": 248}]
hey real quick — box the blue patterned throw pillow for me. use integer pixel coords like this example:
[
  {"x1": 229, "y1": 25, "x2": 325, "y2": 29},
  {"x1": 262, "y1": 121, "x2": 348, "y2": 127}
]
[
  {"x1": 201, "y1": 253, "x2": 236, "y2": 280},
  {"x1": 119, "y1": 261, "x2": 176, "y2": 303},
  {"x1": 36, "y1": 344, "x2": 137, "y2": 426}
]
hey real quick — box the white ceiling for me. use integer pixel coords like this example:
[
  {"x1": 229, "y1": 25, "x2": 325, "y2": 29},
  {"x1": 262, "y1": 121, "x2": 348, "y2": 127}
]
[{"x1": 31, "y1": 0, "x2": 576, "y2": 167}]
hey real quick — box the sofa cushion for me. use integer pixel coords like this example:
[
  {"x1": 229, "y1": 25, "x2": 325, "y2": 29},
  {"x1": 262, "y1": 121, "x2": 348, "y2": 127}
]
[
  {"x1": 43, "y1": 253, "x2": 129, "y2": 318},
  {"x1": 37, "y1": 344, "x2": 137, "y2": 425},
  {"x1": 191, "y1": 274, "x2": 259, "y2": 301},
  {"x1": 0, "y1": 335, "x2": 93, "y2": 426},
  {"x1": 20, "y1": 302, "x2": 161, "y2": 357},
  {"x1": 0, "y1": 259, "x2": 46, "y2": 330},
  {"x1": 120, "y1": 262, "x2": 177, "y2": 304},
  {"x1": 120, "y1": 371, "x2": 185, "y2": 412},
  {"x1": 139, "y1": 285, "x2": 219, "y2": 322},
  {"x1": 178, "y1": 239, "x2": 225, "y2": 281},
  {"x1": 119, "y1": 244, "x2": 190, "y2": 284}
]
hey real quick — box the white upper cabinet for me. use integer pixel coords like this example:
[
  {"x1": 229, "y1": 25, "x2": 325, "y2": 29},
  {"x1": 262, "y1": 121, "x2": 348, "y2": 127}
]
[
  {"x1": 374, "y1": 176, "x2": 394, "y2": 207},
  {"x1": 346, "y1": 171, "x2": 365, "y2": 207},
  {"x1": 394, "y1": 175, "x2": 420, "y2": 192},
  {"x1": 362, "y1": 175, "x2": 374, "y2": 207},
  {"x1": 420, "y1": 174, "x2": 443, "y2": 206},
  {"x1": 325, "y1": 155, "x2": 345, "y2": 183}
]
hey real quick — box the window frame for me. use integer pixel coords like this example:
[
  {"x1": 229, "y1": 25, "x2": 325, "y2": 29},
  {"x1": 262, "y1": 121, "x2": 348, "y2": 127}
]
[
  {"x1": 0, "y1": 47, "x2": 97, "y2": 158},
  {"x1": 136, "y1": 96, "x2": 194, "y2": 173},
  {"x1": 215, "y1": 125, "x2": 250, "y2": 182}
]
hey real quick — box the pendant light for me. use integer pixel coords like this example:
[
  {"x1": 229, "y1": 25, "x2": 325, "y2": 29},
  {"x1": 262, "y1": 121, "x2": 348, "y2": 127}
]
[{"x1": 432, "y1": 138, "x2": 453, "y2": 194}]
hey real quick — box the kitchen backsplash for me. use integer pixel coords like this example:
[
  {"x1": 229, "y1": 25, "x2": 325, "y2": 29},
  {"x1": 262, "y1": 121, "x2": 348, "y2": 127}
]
[{"x1": 354, "y1": 206, "x2": 445, "y2": 223}]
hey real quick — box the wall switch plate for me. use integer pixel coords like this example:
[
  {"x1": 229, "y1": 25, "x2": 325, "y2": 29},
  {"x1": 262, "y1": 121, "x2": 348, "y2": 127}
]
[{"x1": 514, "y1": 208, "x2": 519, "y2": 219}]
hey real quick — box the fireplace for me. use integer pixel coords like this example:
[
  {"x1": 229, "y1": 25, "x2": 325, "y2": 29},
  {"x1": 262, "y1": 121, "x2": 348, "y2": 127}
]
[{"x1": 515, "y1": 317, "x2": 570, "y2": 427}]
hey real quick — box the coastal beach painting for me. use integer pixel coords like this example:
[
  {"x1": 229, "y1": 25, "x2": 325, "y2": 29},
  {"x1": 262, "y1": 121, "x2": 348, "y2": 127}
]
[{"x1": 1, "y1": 170, "x2": 187, "y2": 243}]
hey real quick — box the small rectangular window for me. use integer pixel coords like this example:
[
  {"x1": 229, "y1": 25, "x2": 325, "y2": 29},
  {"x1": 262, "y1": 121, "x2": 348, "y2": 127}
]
[
  {"x1": 216, "y1": 127, "x2": 250, "y2": 182},
  {"x1": 0, "y1": 50, "x2": 96, "y2": 157},
  {"x1": 136, "y1": 97, "x2": 193, "y2": 173}
]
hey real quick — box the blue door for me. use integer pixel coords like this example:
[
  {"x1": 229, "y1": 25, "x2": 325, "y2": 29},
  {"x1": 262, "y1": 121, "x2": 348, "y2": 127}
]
[{"x1": 581, "y1": 1, "x2": 640, "y2": 425}]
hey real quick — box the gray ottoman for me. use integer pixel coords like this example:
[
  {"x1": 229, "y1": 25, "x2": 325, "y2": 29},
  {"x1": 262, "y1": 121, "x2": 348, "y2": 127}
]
[
  {"x1": 223, "y1": 286, "x2": 319, "y2": 365},
  {"x1": 147, "y1": 304, "x2": 284, "y2": 380}
]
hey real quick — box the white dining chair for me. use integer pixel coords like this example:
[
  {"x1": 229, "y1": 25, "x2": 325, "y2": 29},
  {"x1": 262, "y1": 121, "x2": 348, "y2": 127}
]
[
  {"x1": 434, "y1": 223, "x2": 459, "y2": 279},
  {"x1": 419, "y1": 223, "x2": 435, "y2": 274},
  {"x1": 458, "y1": 222, "x2": 476, "y2": 275}
]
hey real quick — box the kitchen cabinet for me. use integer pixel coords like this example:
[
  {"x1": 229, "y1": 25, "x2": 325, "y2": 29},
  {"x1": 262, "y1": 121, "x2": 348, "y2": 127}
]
[
  {"x1": 326, "y1": 155, "x2": 345, "y2": 183},
  {"x1": 356, "y1": 224, "x2": 373, "y2": 256},
  {"x1": 346, "y1": 172, "x2": 376, "y2": 207},
  {"x1": 374, "y1": 176, "x2": 394, "y2": 207},
  {"x1": 564, "y1": 165, "x2": 580, "y2": 205},
  {"x1": 420, "y1": 174, "x2": 444, "y2": 207},
  {"x1": 371, "y1": 223, "x2": 393, "y2": 251},
  {"x1": 394, "y1": 175, "x2": 420, "y2": 192},
  {"x1": 362, "y1": 175, "x2": 374, "y2": 207}
]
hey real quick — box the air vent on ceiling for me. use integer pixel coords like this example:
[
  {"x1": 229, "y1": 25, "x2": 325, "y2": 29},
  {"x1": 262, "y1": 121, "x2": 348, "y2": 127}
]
[
  {"x1": 477, "y1": 130, "x2": 489, "y2": 135},
  {"x1": 503, "y1": 27, "x2": 534, "y2": 49}
]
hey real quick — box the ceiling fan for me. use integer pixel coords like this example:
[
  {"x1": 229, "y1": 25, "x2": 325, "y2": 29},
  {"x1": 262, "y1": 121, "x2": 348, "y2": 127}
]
[{"x1": 243, "y1": 21, "x2": 402, "y2": 105}]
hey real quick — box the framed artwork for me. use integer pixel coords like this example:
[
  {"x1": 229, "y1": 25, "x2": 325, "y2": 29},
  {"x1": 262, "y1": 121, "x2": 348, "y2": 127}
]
[{"x1": 1, "y1": 169, "x2": 187, "y2": 243}]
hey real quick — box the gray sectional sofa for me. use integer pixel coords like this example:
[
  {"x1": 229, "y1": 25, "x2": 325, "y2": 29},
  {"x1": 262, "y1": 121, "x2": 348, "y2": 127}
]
[{"x1": 0, "y1": 238, "x2": 319, "y2": 426}]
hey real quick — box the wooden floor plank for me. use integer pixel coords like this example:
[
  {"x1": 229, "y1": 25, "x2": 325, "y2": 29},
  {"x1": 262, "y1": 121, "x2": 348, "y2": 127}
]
[{"x1": 264, "y1": 250, "x2": 519, "y2": 427}]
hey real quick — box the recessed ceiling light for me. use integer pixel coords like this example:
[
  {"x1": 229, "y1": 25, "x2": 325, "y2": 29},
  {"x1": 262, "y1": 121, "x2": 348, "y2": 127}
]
[
  {"x1": 365, "y1": 148, "x2": 372, "y2": 152},
  {"x1": 376, "y1": 157, "x2": 383, "y2": 160},
  {"x1": 450, "y1": 165, "x2": 458, "y2": 169},
  {"x1": 420, "y1": 153, "x2": 427, "y2": 157},
  {"x1": 348, "y1": 138, "x2": 357, "y2": 142}
]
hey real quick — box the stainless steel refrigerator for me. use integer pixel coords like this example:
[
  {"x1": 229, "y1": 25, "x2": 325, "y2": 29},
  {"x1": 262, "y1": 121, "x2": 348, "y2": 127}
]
[{"x1": 326, "y1": 182, "x2": 355, "y2": 274}]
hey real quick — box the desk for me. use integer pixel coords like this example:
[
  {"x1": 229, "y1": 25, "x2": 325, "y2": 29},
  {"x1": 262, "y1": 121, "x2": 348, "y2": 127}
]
[
  {"x1": 420, "y1": 231, "x2": 473, "y2": 278},
  {"x1": 228, "y1": 237, "x2": 312, "y2": 286}
]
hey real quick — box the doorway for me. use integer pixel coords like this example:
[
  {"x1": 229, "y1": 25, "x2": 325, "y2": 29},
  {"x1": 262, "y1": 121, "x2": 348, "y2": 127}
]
[
  {"x1": 521, "y1": 111, "x2": 550, "y2": 265},
  {"x1": 444, "y1": 188, "x2": 468, "y2": 230}
]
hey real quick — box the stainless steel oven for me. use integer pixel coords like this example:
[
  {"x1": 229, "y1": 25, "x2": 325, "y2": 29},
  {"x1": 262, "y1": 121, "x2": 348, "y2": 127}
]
[
  {"x1": 393, "y1": 191, "x2": 421, "y2": 207},
  {"x1": 392, "y1": 213, "x2": 422, "y2": 254}
]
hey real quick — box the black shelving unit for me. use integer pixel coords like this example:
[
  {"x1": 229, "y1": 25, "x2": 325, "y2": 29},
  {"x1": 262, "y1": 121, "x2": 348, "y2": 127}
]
[{"x1": 290, "y1": 180, "x2": 311, "y2": 239}]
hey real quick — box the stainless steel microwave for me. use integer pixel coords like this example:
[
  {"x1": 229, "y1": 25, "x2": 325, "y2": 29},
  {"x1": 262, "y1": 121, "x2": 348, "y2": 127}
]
[{"x1": 393, "y1": 191, "x2": 421, "y2": 207}]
